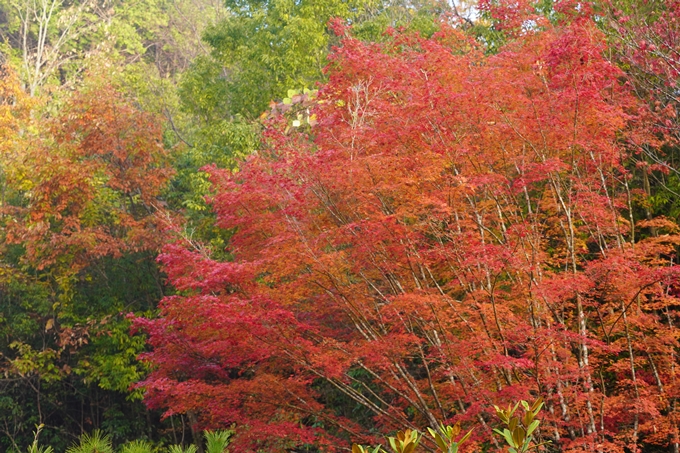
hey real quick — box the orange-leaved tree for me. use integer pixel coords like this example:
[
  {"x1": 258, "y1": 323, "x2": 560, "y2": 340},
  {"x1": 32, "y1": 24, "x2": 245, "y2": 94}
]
[
  {"x1": 5, "y1": 79, "x2": 173, "y2": 270},
  {"x1": 0, "y1": 67, "x2": 174, "y2": 448},
  {"x1": 137, "y1": 9, "x2": 680, "y2": 453}
]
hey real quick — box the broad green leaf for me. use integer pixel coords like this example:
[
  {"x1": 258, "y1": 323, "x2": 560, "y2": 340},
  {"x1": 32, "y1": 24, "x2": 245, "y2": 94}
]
[
  {"x1": 527, "y1": 420, "x2": 540, "y2": 437},
  {"x1": 512, "y1": 426, "x2": 526, "y2": 448}
]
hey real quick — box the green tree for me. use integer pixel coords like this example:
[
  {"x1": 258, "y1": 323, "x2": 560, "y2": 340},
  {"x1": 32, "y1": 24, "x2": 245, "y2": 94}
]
[
  {"x1": 185, "y1": 0, "x2": 448, "y2": 120},
  {"x1": 168, "y1": 0, "x2": 448, "y2": 245}
]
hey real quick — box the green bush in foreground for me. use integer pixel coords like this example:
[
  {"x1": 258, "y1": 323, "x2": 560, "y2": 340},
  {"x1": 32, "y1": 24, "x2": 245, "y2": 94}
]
[
  {"x1": 26, "y1": 398, "x2": 544, "y2": 453},
  {"x1": 26, "y1": 425, "x2": 232, "y2": 453},
  {"x1": 353, "y1": 398, "x2": 547, "y2": 453}
]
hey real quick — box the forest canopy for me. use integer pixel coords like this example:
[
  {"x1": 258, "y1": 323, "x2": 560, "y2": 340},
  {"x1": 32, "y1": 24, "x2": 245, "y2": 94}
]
[{"x1": 1, "y1": 0, "x2": 680, "y2": 452}]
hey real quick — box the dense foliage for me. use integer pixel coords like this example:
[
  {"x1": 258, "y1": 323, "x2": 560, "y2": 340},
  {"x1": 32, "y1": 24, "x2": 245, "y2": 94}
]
[{"x1": 2, "y1": 0, "x2": 680, "y2": 452}]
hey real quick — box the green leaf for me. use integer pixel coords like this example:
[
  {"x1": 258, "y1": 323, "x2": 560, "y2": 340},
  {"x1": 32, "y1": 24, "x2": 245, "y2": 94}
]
[
  {"x1": 527, "y1": 420, "x2": 540, "y2": 437},
  {"x1": 432, "y1": 432, "x2": 447, "y2": 452},
  {"x1": 119, "y1": 440, "x2": 154, "y2": 453},
  {"x1": 388, "y1": 436, "x2": 398, "y2": 453},
  {"x1": 530, "y1": 397, "x2": 544, "y2": 413},
  {"x1": 204, "y1": 429, "x2": 232, "y2": 453},
  {"x1": 500, "y1": 429, "x2": 515, "y2": 447},
  {"x1": 512, "y1": 426, "x2": 526, "y2": 448},
  {"x1": 65, "y1": 430, "x2": 114, "y2": 453}
]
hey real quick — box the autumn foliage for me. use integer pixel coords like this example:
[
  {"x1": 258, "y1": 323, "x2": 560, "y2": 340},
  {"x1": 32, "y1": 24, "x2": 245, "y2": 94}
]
[
  {"x1": 0, "y1": 68, "x2": 174, "y2": 450},
  {"x1": 3, "y1": 79, "x2": 172, "y2": 271},
  {"x1": 137, "y1": 11, "x2": 680, "y2": 453}
]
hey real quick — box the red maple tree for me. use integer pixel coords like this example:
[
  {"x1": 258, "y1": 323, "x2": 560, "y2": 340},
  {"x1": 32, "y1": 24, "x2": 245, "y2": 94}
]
[{"x1": 137, "y1": 12, "x2": 680, "y2": 453}]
